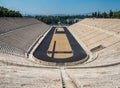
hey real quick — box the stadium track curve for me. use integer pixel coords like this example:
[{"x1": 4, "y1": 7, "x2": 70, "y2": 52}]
[{"x1": 33, "y1": 27, "x2": 88, "y2": 63}]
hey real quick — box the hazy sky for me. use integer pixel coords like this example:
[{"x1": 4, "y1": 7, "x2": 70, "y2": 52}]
[{"x1": 0, "y1": 0, "x2": 120, "y2": 15}]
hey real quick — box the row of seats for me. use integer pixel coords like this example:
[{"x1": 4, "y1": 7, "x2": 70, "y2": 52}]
[
  {"x1": 0, "y1": 18, "x2": 50, "y2": 57},
  {"x1": 0, "y1": 41, "x2": 24, "y2": 56},
  {"x1": 0, "y1": 17, "x2": 62, "y2": 88},
  {"x1": 0, "y1": 54, "x2": 62, "y2": 88},
  {"x1": 80, "y1": 18, "x2": 120, "y2": 34},
  {"x1": 68, "y1": 18, "x2": 120, "y2": 87},
  {"x1": 0, "y1": 17, "x2": 40, "y2": 34},
  {"x1": 69, "y1": 18, "x2": 120, "y2": 66},
  {"x1": 66, "y1": 66, "x2": 120, "y2": 88}
]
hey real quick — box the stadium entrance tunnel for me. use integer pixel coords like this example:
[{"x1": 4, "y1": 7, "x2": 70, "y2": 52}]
[{"x1": 33, "y1": 27, "x2": 88, "y2": 66}]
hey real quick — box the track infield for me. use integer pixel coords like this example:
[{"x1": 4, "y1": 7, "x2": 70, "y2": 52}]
[{"x1": 33, "y1": 27, "x2": 87, "y2": 63}]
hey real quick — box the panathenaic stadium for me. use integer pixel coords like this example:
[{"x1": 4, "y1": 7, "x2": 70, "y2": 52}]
[{"x1": 0, "y1": 17, "x2": 120, "y2": 88}]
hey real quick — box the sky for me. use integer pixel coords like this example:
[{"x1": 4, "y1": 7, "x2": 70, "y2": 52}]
[{"x1": 0, "y1": 0, "x2": 120, "y2": 15}]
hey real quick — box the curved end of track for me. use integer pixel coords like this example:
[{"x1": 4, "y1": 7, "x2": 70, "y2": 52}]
[{"x1": 32, "y1": 26, "x2": 90, "y2": 66}]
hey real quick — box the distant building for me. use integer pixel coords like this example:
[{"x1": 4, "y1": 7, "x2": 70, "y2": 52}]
[
  {"x1": 67, "y1": 18, "x2": 79, "y2": 24},
  {"x1": 58, "y1": 21, "x2": 61, "y2": 25}
]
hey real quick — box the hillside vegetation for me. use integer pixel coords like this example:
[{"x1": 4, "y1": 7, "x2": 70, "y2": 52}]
[
  {"x1": 0, "y1": 6, "x2": 22, "y2": 17},
  {"x1": 36, "y1": 10, "x2": 120, "y2": 25},
  {"x1": 92, "y1": 10, "x2": 120, "y2": 18}
]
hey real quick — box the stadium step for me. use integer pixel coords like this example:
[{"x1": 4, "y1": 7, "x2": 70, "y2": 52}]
[{"x1": 60, "y1": 67, "x2": 78, "y2": 88}]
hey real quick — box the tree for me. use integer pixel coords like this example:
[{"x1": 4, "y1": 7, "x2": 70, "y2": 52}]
[
  {"x1": 0, "y1": 6, "x2": 22, "y2": 17},
  {"x1": 113, "y1": 11, "x2": 120, "y2": 18},
  {"x1": 92, "y1": 12, "x2": 97, "y2": 17},
  {"x1": 102, "y1": 12, "x2": 108, "y2": 18},
  {"x1": 109, "y1": 10, "x2": 113, "y2": 18}
]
